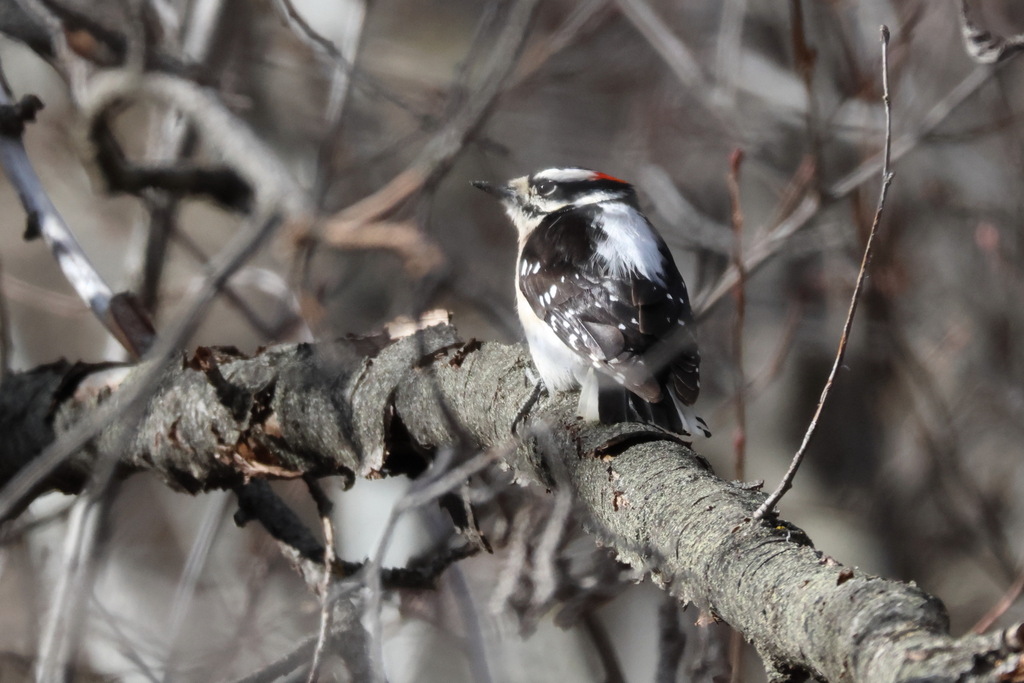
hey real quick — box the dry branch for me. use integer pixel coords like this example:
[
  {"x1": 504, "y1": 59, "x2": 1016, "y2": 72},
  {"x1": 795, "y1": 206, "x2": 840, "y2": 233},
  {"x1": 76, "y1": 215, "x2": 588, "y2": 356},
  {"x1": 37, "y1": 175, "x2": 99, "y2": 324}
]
[{"x1": 0, "y1": 323, "x2": 1020, "y2": 682}]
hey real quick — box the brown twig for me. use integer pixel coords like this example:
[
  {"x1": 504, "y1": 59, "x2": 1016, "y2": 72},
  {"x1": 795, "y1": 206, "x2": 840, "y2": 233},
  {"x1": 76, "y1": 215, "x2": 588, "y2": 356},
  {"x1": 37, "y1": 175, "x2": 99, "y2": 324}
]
[
  {"x1": 318, "y1": 219, "x2": 447, "y2": 279},
  {"x1": 973, "y1": 570, "x2": 1024, "y2": 634},
  {"x1": 789, "y1": 0, "x2": 822, "y2": 183},
  {"x1": 726, "y1": 148, "x2": 747, "y2": 682},
  {"x1": 754, "y1": 25, "x2": 894, "y2": 521},
  {"x1": 694, "y1": 160, "x2": 819, "y2": 317},
  {"x1": 726, "y1": 145, "x2": 750, "y2": 683}
]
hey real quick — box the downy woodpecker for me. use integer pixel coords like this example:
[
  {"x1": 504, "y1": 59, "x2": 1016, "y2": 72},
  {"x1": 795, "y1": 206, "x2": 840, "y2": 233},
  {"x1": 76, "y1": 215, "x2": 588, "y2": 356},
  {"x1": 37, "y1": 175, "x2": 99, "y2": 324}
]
[{"x1": 473, "y1": 167, "x2": 710, "y2": 438}]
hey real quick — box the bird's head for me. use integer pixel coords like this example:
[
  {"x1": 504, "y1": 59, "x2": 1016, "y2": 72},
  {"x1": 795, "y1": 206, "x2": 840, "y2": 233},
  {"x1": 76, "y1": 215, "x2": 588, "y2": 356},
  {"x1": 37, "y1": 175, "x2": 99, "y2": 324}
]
[{"x1": 473, "y1": 167, "x2": 636, "y2": 238}]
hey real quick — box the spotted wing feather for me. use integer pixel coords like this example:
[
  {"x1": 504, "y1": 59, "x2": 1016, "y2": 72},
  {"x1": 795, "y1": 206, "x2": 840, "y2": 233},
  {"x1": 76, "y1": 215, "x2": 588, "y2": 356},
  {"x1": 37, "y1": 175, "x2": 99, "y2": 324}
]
[{"x1": 518, "y1": 204, "x2": 701, "y2": 407}]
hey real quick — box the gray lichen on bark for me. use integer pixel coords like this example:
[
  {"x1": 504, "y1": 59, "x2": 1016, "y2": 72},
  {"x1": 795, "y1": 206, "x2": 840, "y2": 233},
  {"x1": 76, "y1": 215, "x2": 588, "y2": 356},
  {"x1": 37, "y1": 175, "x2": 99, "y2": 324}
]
[{"x1": 1, "y1": 322, "x2": 1021, "y2": 682}]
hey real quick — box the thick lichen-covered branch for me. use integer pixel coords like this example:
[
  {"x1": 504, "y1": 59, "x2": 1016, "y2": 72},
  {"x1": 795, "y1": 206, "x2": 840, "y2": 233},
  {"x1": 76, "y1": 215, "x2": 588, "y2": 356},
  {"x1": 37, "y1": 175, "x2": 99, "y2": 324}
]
[{"x1": 0, "y1": 323, "x2": 1021, "y2": 682}]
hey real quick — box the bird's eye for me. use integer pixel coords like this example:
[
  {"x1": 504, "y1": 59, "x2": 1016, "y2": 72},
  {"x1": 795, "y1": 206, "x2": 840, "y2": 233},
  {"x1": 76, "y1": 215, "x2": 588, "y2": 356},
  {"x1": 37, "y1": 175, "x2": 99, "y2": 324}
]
[{"x1": 534, "y1": 180, "x2": 556, "y2": 197}]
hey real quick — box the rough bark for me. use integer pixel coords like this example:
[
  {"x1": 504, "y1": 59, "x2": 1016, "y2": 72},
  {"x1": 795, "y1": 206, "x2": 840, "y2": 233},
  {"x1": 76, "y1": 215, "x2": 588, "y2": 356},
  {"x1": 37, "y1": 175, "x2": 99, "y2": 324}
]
[{"x1": 0, "y1": 323, "x2": 1021, "y2": 682}]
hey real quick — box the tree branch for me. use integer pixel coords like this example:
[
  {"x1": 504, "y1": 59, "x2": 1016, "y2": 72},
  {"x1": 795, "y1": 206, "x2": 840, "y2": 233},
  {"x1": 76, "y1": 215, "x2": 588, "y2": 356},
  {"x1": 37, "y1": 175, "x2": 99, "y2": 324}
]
[{"x1": 0, "y1": 323, "x2": 1021, "y2": 681}]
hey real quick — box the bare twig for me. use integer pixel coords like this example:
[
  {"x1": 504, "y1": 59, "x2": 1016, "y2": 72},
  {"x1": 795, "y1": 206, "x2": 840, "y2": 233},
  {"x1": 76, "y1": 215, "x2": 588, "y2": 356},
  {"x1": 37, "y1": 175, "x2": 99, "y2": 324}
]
[
  {"x1": 531, "y1": 484, "x2": 573, "y2": 606},
  {"x1": 0, "y1": 62, "x2": 154, "y2": 358},
  {"x1": 789, "y1": 0, "x2": 822, "y2": 180},
  {"x1": 827, "y1": 62, "x2": 1002, "y2": 200},
  {"x1": 511, "y1": 0, "x2": 611, "y2": 84},
  {"x1": 31, "y1": 207, "x2": 280, "y2": 679},
  {"x1": 695, "y1": 162, "x2": 819, "y2": 317},
  {"x1": 271, "y1": 0, "x2": 412, "y2": 117},
  {"x1": 132, "y1": 0, "x2": 227, "y2": 312},
  {"x1": 754, "y1": 25, "x2": 895, "y2": 521},
  {"x1": 319, "y1": 219, "x2": 447, "y2": 279},
  {"x1": 729, "y1": 147, "x2": 753, "y2": 683},
  {"x1": 726, "y1": 146, "x2": 747, "y2": 683},
  {"x1": 701, "y1": 34, "x2": 1011, "y2": 322},
  {"x1": 174, "y1": 234, "x2": 305, "y2": 340},
  {"x1": 293, "y1": 0, "x2": 538, "y2": 284},
  {"x1": 34, "y1": 480, "x2": 114, "y2": 682},
  {"x1": 973, "y1": 570, "x2": 1024, "y2": 634},
  {"x1": 726, "y1": 149, "x2": 747, "y2": 485},
  {"x1": 305, "y1": 478, "x2": 336, "y2": 683}
]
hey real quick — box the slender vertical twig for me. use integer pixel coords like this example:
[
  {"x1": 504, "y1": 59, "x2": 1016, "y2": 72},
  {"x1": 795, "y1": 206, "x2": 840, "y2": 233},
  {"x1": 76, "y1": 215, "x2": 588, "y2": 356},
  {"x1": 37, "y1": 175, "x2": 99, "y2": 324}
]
[
  {"x1": 726, "y1": 149, "x2": 747, "y2": 485},
  {"x1": 726, "y1": 147, "x2": 750, "y2": 683},
  {"x1": 305, "y1": 477, "x2": 336, "y2": 683},
  {"x1": 754, "y1": 25, "x2": 894, "y2": 521}
]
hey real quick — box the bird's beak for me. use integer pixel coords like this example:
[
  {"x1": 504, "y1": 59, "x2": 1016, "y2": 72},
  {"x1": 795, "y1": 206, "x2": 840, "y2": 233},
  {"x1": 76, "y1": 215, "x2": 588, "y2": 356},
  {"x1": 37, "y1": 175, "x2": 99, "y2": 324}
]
[{"x1": 471, "y1": 180, "x2": 514, "y2": 200}]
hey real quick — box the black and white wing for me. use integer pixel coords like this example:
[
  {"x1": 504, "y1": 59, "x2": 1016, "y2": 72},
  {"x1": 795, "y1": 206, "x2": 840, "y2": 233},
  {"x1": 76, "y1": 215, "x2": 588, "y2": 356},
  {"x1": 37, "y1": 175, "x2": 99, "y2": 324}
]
[{"x1": 518, "y1": 203, "x2": 705, "y2": 433}]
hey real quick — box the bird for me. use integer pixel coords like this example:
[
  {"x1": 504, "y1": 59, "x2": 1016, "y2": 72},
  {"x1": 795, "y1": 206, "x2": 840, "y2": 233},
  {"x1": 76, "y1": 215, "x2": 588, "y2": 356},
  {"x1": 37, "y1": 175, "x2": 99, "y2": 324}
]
[{"x1": 472, "y1": 167, "x2": 710, "y2": 438}]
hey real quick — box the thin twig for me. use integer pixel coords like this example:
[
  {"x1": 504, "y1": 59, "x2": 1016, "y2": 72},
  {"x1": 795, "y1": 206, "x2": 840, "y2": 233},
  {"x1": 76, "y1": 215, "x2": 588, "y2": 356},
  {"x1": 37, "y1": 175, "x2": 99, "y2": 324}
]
[
  {"x1": 726, "y1": 148, "x2": 747, "y2": 682},
  {"x1": 726, "y1": 146, "x2": 751, "y2": 682},
  {"x1": 754, "y1": 25, "x2": 895, "y2": 521},
  {"x1": 700, "y1": 43, "x2": 1010, "y2": 321},
  {"x1": 726, "y1": 148, "x2": 747, "y2": 485},
  {"x1": 695, "y1": 163, "x2": 819, "y2": 317},
  {"x1": 305, "y1": 478, "x2": 336, "y2": 683},
  {"x1": 972, "y1": 569, "x2": 1024, "y2": 634},
  {"x1": 31, "y1": 210, "x2": 280, "y2": 680},
  {"x1": 790, "y1": 0, "x2": 823, "y2": 184},
  {"x1": 35, "y1": 481, "x2": 115, "y2": 682},
  {"x1": 0, "y1": 61, "x2": 153, "y2": 358},
  {"x1": 612, "y1": 0, "x2": 704, "y2": 96},
  {"x1": 272, "y1": 0, "x2": 414, "y2": 116}
]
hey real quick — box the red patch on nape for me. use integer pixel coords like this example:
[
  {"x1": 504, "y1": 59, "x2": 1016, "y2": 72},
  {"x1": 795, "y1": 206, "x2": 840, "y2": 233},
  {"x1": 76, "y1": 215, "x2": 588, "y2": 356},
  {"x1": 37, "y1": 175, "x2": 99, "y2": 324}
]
[{"x1": 592, "y1": 171, "x2": 629, "y2": 185}]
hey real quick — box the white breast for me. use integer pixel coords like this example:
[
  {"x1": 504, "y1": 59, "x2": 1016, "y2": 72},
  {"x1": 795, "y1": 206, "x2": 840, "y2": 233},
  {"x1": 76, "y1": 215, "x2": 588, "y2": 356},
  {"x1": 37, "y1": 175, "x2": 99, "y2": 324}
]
[{"x1": 515, "y1": 286, "x2": 587, "y2": 391}]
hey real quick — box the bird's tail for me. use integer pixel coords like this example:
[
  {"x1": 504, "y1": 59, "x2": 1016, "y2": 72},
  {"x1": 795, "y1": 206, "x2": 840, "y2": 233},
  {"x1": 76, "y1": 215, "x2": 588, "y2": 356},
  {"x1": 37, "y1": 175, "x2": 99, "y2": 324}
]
[{"x1": 577, "y1": 369, "x2": 711, "y2": 438}]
